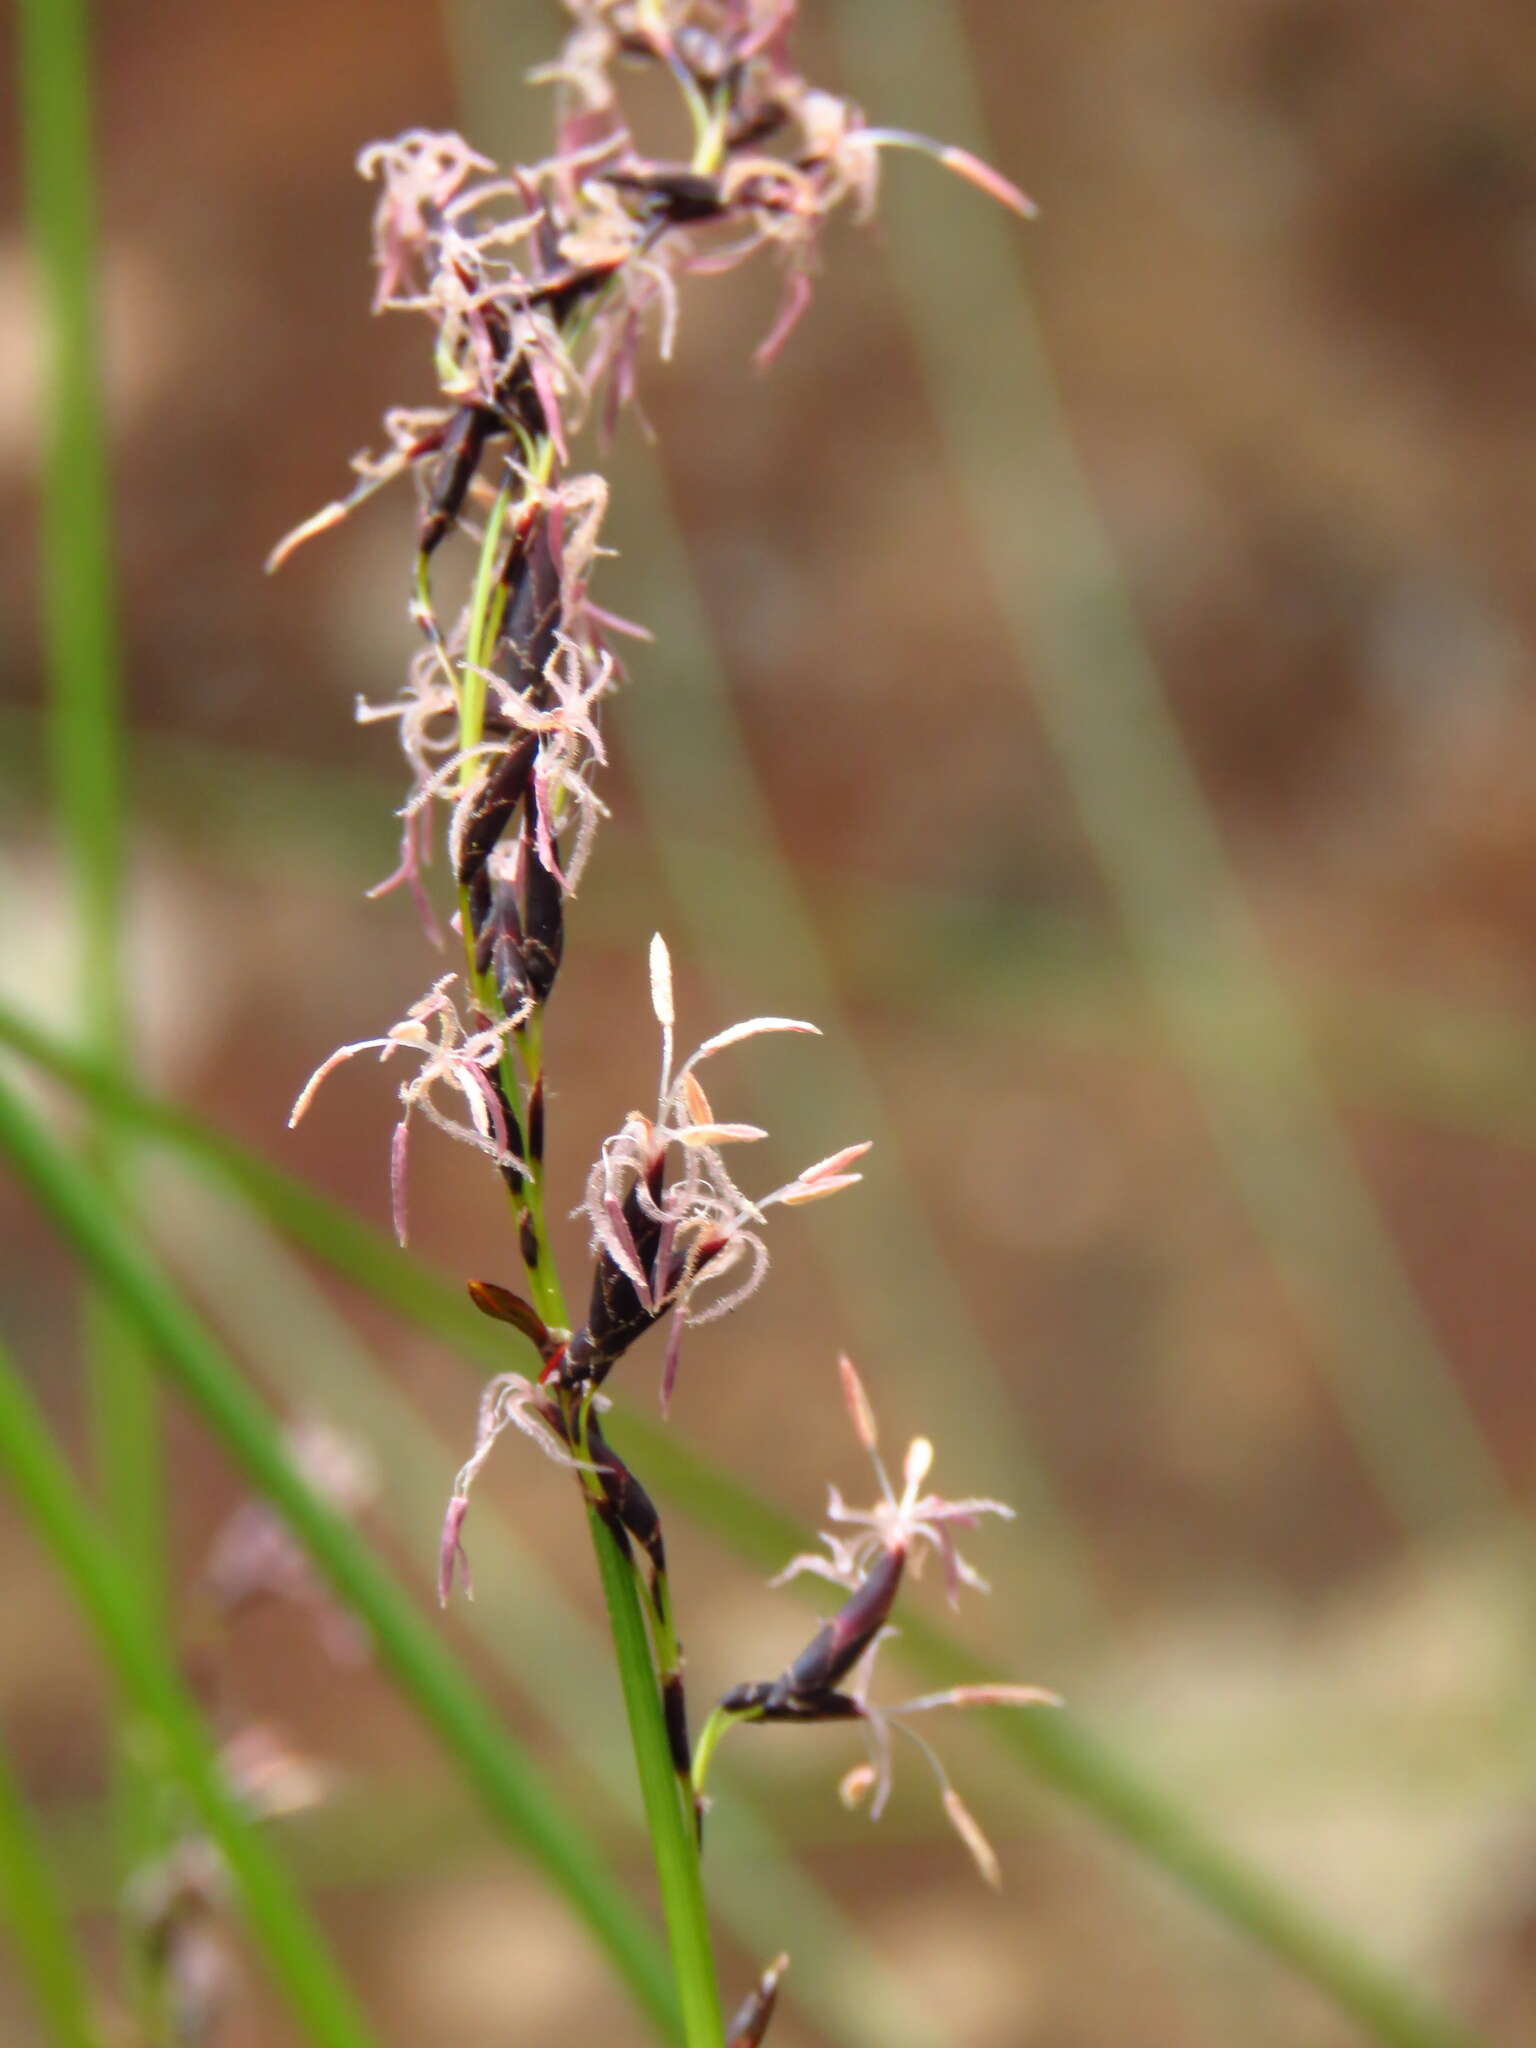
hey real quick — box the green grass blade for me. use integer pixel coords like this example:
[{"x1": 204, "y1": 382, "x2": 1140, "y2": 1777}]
[
  {"x1": 0, "y1": 1340, "x2": 376, "y2": 2048},
  {"x1": 0, "y1": 1018, "x2": 1486, "y2": 2047},
  {"x1": 0, "y1": 1070, "x2": 681, "y2": 2043},
  {"x1": 17, "y1": 0, "x2": 167, "y2": 1971},
  {"x1": 16, "y1": 0, "x2": 125, "y2": 1049},
  {"x1": 17, "y1": 0, "x2": 159, "y2": 1587},
  {"x1": 0, "y1": 1735, "x2": 102, "y2": 2048}
]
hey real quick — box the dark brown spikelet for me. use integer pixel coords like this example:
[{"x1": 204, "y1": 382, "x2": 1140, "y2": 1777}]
[
  {"x1": 520, "y1": 802, "x2": 565, "y2": 1007},
  {"x1": 492, "y1": 514, "x2": 562, "y2": 713},
  {"x1": 467, "y1": 863, "x2": 494, "y2": 971},
  {"x1": 483, "y1": 873, "x2": 531, "y2": 1019},
  {"x1": 727, "y1": 1955, "x2": 788, "y2": 2048},
  {"x1": 717, "y1": 1679, "x2": 865, "y2": 1723},
  {"x1": 466, "y1": 1279, "x2": 555, "y2": 1359},
  {"x1": 455, "y1": 732, "x2": 538, "y2": 889},
  {"x1": 561, "y1": 1213, "x2": 732, "y2": 1391},
  {"x1": 526, "y1": 1075, "x2": 545, "y2": 1164},
  {"x1": 662, "y1": 1669, "x2": 692, "y2": 1780},
  {"x1": 419, "y1": 402, "x2": 498, "y2": 558},
  {"x1": 581, "y1": 1410, "x2": 668, "y2": 1596},
  {"x1": 524, "y1": 254, "x2": 628, "y2": 321},
  {"x1": 556, "y1": 1404, "x2": 694, "y2": 1783},
  {"x1": 601, "y1": 164, "x2": 727, "y2": 225},
  {"x1": 719, "y1": 1544, "x2": 907, "y2": 1722},
  {"x1": 770, "y1": 1542, "x2": 905, "y2": 1705},
  {"x1": 560, "y1": 1157, "x2": 668, "y2": 1387},
  {"x1": 483, "y1": 1070, "x2": 525, "y2": 1195}
]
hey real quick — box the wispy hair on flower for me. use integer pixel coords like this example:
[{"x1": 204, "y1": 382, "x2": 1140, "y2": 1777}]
[
  {"x1": 287, "y1": 974, "x2": 527, "y2": 1246},
  {"x1": 562, "y1": 933, "x2": 869, "y2": 1408}
]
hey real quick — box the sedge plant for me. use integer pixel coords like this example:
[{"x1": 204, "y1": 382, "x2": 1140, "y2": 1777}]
[
  {"x1": 8, "y1": 1, "x2": 1493, "y2": 2043},
  {"x1": 272, "y1": 4, "x2": 1056, "y2": 2039}
]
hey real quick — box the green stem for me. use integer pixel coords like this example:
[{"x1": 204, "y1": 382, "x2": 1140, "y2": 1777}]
[
  {"x1": 690, "y1": 1707, "x2": 748, "y2": 1802},
  {"x1": 0, "y1": 1070, "x2": 680, "y2": 2042},
  {"x1": 507, "y1": 1014, "x2": 565, "y2": 1325},
  {"x1": 0, "y1": 1734, "x2": 102, "y2": 2048},
  {"x1": 444, "y1": 509, "x2": 721, "y2": 2027},
  {"x1": 0, "y1": 1339, "x2": 377, "y2": 2048},
  {"x1": 437, "y1": 456, "x2": 724, "y2": 2024},
  {"x1": 314, "y1": 374, "x2": 715, "y2": 2034},
  {"x1": 455, "y1": 479, "x2": 515, "y2": 761},
  {"x1": 586, "y1": 1497, "x2": 724, "y2": 2048},
  {"x1": 551, "y1": 1323, "x2": 723, "y2": 2041}
]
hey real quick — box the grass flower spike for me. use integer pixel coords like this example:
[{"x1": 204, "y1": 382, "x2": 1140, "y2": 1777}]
[{"x1": 272, "y1": 4, "x2": 1039, "y2": 2035}]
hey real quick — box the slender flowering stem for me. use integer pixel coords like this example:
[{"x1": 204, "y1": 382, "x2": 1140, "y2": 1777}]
[
  {"x1": 583, "y1": 1471, "x2": 724, "y2": 2045},
  {"x1": 266, "y1": 6, "x2": 1060, "y2": 2040},
  {"x1": 479, "y1": 1252, "x2": 727, "y2": 2037}
]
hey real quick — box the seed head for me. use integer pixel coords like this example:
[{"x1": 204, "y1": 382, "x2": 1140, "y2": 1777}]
[{"x1": 736, "y1": 1359, "x2": 1060, "y2": 1884}]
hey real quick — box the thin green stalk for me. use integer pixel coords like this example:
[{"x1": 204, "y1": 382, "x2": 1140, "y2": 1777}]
[
  {"x1": 454, "y1": 475, "x2": 516, "y2": 765},
  {"x1": 17, "y1": 0, "x2": 166, "y2": 1984},
  {"x1": 0, "y1": 1071, "x2": 680, "y2": 2043},
  {"x1": 0, "y1": 1339, "x2": 376, "y2": 2048},
  {"x1": 0, "y1": 1021, "x2": 1490, "y2": 2047},
  {"x1": 513, "y1": 1253, "x2": 724, "y2": 2037},
  {"x1": 585, "y1": 1498, "x2": 724, "y2": 2048},
  {"x1": 0, "y1": 1735, "x2": 102, "y2": 2048},
  {"x1": 411, "y1": 518, "x2": 729, "y2": 2040}
]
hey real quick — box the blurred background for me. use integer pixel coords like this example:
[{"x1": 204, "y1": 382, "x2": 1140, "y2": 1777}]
[{"x1": 4, "y1": 1, "x2": 1536, "y2": 2043}]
